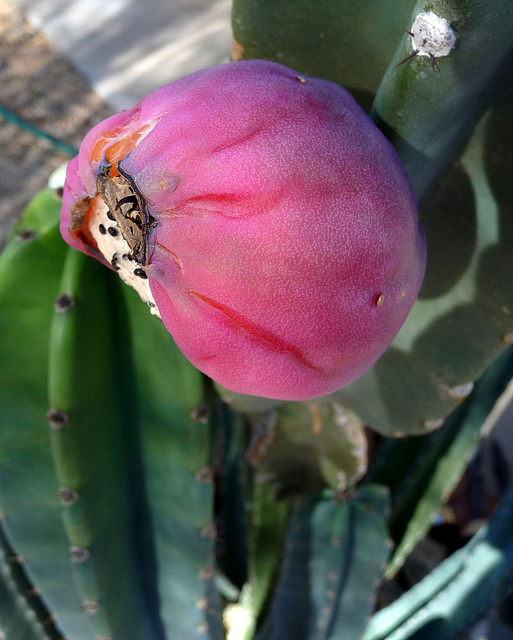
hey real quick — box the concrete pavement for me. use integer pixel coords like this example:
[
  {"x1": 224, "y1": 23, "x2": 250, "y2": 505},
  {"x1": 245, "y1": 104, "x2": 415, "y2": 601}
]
[{"x1": 15, "y1": 0, "x2": 232, "y2": 109}]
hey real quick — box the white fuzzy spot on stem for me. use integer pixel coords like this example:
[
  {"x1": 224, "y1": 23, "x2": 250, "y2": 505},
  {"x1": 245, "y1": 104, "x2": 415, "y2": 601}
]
[{"x1": 411, "y1": 12, "x2": 456, "y2": 59}]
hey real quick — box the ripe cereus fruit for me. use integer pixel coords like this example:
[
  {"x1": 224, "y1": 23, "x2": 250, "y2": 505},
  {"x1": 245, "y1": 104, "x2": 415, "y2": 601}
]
[{"x1": 60, "y1": 60, "x2": 426, "y2": 401}]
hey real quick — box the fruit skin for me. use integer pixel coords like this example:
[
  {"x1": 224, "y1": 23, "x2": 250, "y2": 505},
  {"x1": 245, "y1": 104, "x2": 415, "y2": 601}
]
[{"x1": 60, "y1": 60, "x2": 426, "y2": 401}]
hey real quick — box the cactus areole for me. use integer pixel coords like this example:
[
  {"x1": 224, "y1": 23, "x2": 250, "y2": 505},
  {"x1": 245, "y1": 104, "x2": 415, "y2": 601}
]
[{"x1": 60, "y1": 60, "x2": 426, "y2": 401}]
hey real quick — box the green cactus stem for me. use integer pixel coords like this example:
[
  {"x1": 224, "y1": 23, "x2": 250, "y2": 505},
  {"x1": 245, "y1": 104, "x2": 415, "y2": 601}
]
[
  {"x1": 255, "y1": 486, "x2": 389, "y2": 639},
  {"x1": 371, "y1": 0, "x2": 513, "y2": 202},
  {"x1": 121, "y1": 277, "x2": 222, "y2": 640},
  {"x1": 0, "y1": 189, "x2": 223, "y2": 639},
  {"x1": 47, "y1": 246, "x2": 154, "y2": 639},
  {"x1": 309, "y1": 486, "x2": 390, "y2": 640}
]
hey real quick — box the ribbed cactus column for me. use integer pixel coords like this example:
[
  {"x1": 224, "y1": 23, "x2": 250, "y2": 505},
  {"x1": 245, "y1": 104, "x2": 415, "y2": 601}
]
[
  {"x1": 47, "y1": 246, "x2": 156, "y2": 639},
  {"x1": 0, "y1": 190, "x2": 222, "y2": 639},
  {"x1": 0, "y1": 191, "x2": 93, "y2": 640}
]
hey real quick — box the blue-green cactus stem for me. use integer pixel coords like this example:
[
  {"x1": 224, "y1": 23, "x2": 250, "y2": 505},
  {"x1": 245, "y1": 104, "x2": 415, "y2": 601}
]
[
  {"x1": 47, "y1": 237, "x2": 220, "y2": 639},
  {"x1": 256, "y1": 487, "x2": 389, "y2": 639},
  {"x1": 208, "y1": 396, "x2": 248, "y2": 594},
  {"x1": 363, "y1": 478, "x2": 513, "y2": 640},
  {"x1": 255, "y1": 494, "x2": 315, "y2": 640},
  {"x1": 48, "y1": 248, "x2": 156, "y2": 639},
  {"x1": 309, "y1": 486, "x2": 390, "y2": 640},
  {"x1": 119, "y1": 281, "x2": 221, "y2": 640}
]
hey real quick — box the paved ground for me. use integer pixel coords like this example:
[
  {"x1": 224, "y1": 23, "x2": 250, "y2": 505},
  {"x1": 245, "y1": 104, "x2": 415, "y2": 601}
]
[
  {"x1": 15, "y1": 0, "x2": 232, "y2": 109},
  {"x1": 0, "y1": 0, "x2": 231, "y2": 247}
]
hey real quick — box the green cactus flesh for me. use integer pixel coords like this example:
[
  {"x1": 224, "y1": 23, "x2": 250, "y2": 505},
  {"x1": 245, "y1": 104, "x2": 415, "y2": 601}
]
[
  {"x1": 0, "y1": 191, "x2": 93, "y2": 639},
  {"x1": 0, "y1": 192, "x2": 220, "y2": 639},
  {"x1": 371, "y1": 0, "x2": 513, "y2": 202},
  {"x1": 231, "y1": 0, "x2": 417, "y2": 110}
]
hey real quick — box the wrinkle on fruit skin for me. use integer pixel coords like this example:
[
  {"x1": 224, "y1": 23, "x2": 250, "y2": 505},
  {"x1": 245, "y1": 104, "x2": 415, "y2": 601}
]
[
  {"x1": 60, "y1": 60, "x2": 426, "y2": 400},
  {"x1": 185, "y1": 289, "x2": 322, "y2": 374}
]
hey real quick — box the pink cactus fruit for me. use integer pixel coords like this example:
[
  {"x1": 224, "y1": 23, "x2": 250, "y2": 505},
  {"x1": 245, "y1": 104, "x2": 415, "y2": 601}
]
[{"x1": 60, "y1": 60, "x2": 426, "y2": 401}]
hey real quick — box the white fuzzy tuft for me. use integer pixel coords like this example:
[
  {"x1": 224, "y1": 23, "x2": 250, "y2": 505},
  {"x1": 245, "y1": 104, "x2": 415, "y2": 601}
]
[{"x1": 411, "y1": 11, "x2": 456, "y2": 59}]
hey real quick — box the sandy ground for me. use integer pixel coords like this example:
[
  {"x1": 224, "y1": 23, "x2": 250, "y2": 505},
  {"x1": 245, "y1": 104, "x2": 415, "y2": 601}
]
[
  {"x1": 0, "y1": 0, "x2": 231, "y2": 248},
  {"x1": 0, "y1": 0, "x2": 113, "y2": 248}
]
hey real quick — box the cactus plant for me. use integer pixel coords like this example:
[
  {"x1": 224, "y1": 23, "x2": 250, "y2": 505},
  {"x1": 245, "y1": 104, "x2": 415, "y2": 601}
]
[{"x1": 2, "y1": 0, "x2": 513, "y2": 639}]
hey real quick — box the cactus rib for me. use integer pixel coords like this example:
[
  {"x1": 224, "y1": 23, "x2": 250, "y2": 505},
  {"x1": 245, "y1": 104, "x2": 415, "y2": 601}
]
[
  {"x1": 371, "y1": 0, "x2": 513, "y2": 202},
  {"x1": 256, "y1": 487, "x2": 389, "y2": 639}
]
